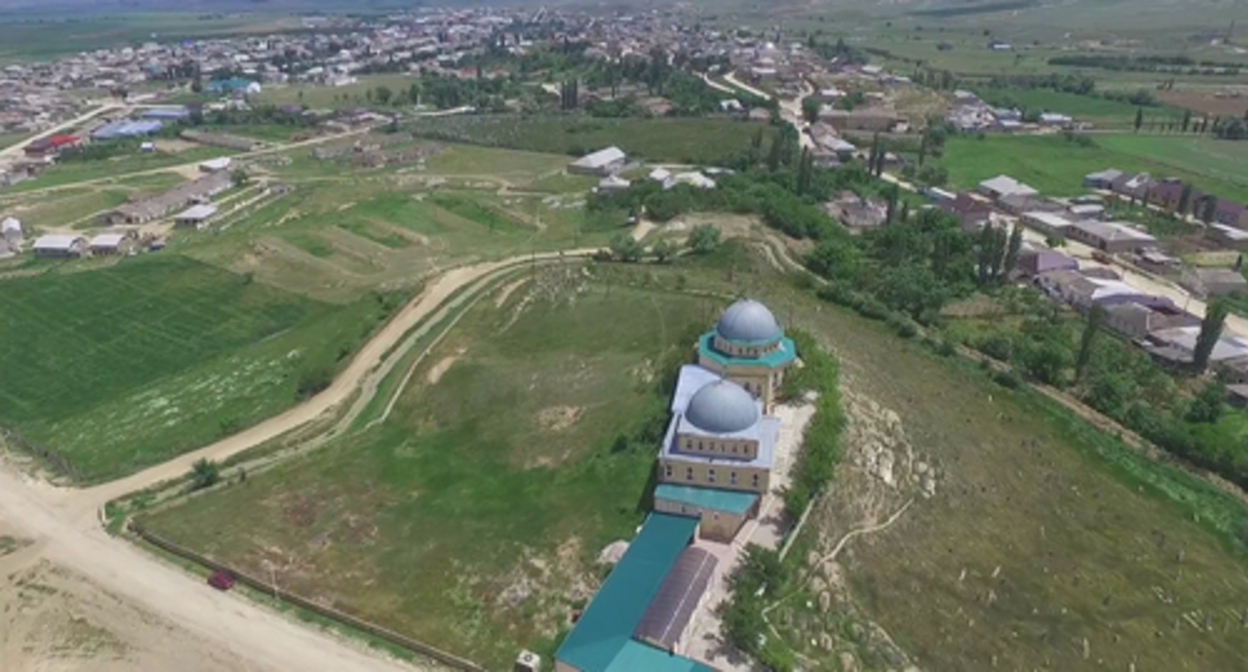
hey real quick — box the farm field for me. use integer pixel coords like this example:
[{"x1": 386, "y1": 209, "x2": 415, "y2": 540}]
[
  {"x1": 940, "y1": 134, "x2": 1248, "y2": 202},
  {"x1": 0, "y1": 13, "x2": 300, "y2": 64},
  {"x1": 972, "y1": 87, "x2": 1166, "y2": 128},
  {"x1": 0, "y1": 254, "x2": 404, "y2": 482},
  {"x1": 409, "y1": 115, "x2": 775, "y2": 165},
  {"x1": 255, "y1": 73, "x2": 419, "y2": 109},
  {"x1": 184, "y1": 141, "x2": 611, "y2": 303},
  {"x1": 140, "y1": 277, "x2": 719, "y2": 669},
  {"x1": 141, "y1": 239, "x2": 1248, "y2": 670}
]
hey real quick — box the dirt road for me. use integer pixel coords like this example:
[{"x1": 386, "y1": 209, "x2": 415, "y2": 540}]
[{"x1": 0, "y1": 249, "x2": 593, "y2": 671}]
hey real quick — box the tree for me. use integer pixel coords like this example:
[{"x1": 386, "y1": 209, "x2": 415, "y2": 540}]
[
  {"x1": 688, "y1": 224, "x2": 721, "y2": 255},
  {"x1": 1181, "y1": 109, "x2": 1192, "y2": 133},
  {"x1": 190, "y1": 459, "x2": 221, "y2": 491},
  {"x1": 1002, "y1": 224, "x2": 1023, "y2": 278},
  {"x1": 1187, "y1": 379, "x2": 1226, "y2": 424},
  {"x1": 651, "y1": 239, "x2": 677, "y2": 263},
  {"x1": 375, "y1": 85, "x2": 393, "y2": 105},
  {"x1": 801, "y1": 95, "x2": 821, "y2": 124},
  {"x1": 1200, "y1": 195, "x2": 1219, "y2": 224},
  {"x1": 1134, "y1": 107, "x2": 1144, "y2": 133},
  {"x1": 609, "y1": 233, "x2": 644, "y2": 262},
  {"x1": 231, "y1": 169, "x2": 249, "y2": 187},
  {"x1": 1177, "y1": 184, "x2": 1194, "y2": 215},
  {"x1": 1194, "y1": 299, "x2": 1230, "y2": 372},
  {"x1": 190, "y1": 78, "x2": 203, "y2": 94},
  {"x1": 1075, "y1": 305, "x2": 1105, "y2": 381}
]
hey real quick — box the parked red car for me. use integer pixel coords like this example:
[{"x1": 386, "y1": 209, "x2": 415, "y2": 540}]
[{"x1": 208, "y1": 570, "x2": 236, "y2": 591}]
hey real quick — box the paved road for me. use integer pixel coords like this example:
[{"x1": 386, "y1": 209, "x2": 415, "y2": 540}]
[{"x1": 0, "y1": 249, "x2": 594, "y2": 671}]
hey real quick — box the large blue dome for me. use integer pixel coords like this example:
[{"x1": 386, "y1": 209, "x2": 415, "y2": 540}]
[
  {"x1": 685, "y1": 380, "x2": 759, "y2": 434},
  {"x1": 716, "y1": 300, "x2": 781, "y2": 343}
]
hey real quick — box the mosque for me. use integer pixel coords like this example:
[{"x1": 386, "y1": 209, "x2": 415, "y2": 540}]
[{"x1": 551, "y1": 299, "x2": 798, "y2": 672}]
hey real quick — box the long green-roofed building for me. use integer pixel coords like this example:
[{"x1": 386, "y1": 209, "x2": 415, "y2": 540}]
[{"x1": 554, "y1": 513, "x2": 714, "y2": 672}]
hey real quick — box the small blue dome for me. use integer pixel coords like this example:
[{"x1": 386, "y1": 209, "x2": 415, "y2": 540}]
[
  {"x1": 685, "y1": 380, "x2": 759, "y2": 434},
  {"x1": 716, "y1": 300, "x2": 781, "y2": 343}
]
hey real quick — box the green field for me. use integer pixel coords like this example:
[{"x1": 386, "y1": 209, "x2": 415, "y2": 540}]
[
  {"x1": 941, "y1": 134, "x2": 1248, "y2": 202},
  {"x1": 410, "y1": 115, "x2": 774, "y2": 165},
  {"x1": 0, "y1": 255, "x2": 402, "y2": 482},
  {"x1": 141, "y1": 278, "x2": 718, "y2": 668}
]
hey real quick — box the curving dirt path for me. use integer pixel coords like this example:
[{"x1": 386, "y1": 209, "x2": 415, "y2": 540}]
[{"x1": 0, "y1": 249, "x2": 594, "y2": 672}]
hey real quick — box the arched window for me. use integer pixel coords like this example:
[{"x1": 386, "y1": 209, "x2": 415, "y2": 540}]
[
  {"x1": 664, "y1": 464, "x2": 672, "y2": 478},
  {"x1": 708, "y1": 469, "x2": 716, "y2": 484},
  {"x1": 686, "y1": 467, "x2": 694, "y2": 481},
  {"x1": 730, "y1": 472, "x2": 738, "y2": 485},
  {"x1": 752, "y1": 473, "x2": 760, "y2": 488}
]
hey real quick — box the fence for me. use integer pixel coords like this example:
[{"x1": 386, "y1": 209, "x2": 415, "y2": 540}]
[{"x1": 129, "y1": 522, "x2": 485, "y2": 672}]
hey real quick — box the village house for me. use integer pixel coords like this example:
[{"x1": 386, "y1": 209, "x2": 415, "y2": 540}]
[
  {"x1": 1016, "y1": 249, "x2": 1078, "y2": 279},
  {"x1": 1103, "y1": 300, "x2": 1200, "y2": 340},
  {"x1": 1146, "y1": 178, "x2": 1192, "y2": 212},
  {"x1": 828, "y1": 193, "x2": 888, "y2": 232},
  {"x1": 977, "y1": 174, "x2": 1039, "y2": 202},
  {"x1": 1084, "y1": 168, "x2": 1123, "y2": 190},
  {"x1": 1109, "y1": 172, "x2": 1152, "y2": 202},
  {"x1": 1212, "y1": 199, "x2": 1248, "y2": 229},
  {"x1": 1065, "y1": 220, "x2": 1156, "y2": 254},
  {"x1": 1180, "y1": 267, "x2": 1248, "y2": 298},
  {"x1": 940, "y1": 191, "x2": 993, "y2": 231},
  {"x1": 1207, "y1": 223, "x2": 1248, "y2": 250}
]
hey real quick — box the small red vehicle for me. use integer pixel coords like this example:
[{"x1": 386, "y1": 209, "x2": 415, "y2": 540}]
[{"x1": 208, "y1": 570, "x2": 236, "y2": 591}]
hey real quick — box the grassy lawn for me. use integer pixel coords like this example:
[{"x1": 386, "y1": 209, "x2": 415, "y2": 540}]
[
  {"x1": 941, "y1": 134, "x2": 1248, "y2": 202},
  {"x1": 0, "y1": 254, "x2": 404, "y2": 482},
  {"x1": 141, "y1": 279, "x2": 716, "y2": 668},
  {"x1": 411, "y1": 115, "x2": 775, "y2": 166}
]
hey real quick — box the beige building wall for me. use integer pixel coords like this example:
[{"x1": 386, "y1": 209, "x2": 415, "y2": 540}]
[
  {"x1": 698, "y1": 354, "x2": 786, "y2": 409},
  {"x1": 653, "y1": 499, "x2": 754, "y2": 542},
  {"x1": 677, "y1": 433, "x2": 758, "y2": 459},
  {"x1": 554, "y1": 660, "x2": 580, "y2": 672},
  {"x1": 658, "y1": 459, "x2": 769, "y2": 494}
]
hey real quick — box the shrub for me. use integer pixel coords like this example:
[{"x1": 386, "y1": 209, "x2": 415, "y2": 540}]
[{"x1": 189, "y1": 459, "x2": 221, "y2": 491}]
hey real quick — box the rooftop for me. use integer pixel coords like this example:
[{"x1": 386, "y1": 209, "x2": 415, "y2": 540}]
[
  {"x1": 571, "y1": 146, "x2": 626, "y2": 169},
  {"x1": 698, "y1": 331, "x2": 797, "y2": 369},
  {"x1": 654, "y1": 484, "x2": 759, "y2": 516},
  {"x1": 555, "y1": 513, "x2": 710, "y2": 672}
]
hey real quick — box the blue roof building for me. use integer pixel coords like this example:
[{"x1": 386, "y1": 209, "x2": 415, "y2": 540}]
[
  {"x1": 91, "y1": 119, "x2": 164, "y2": 140},
  {"x1": 141, "y1": 107, "x2": 190, "y2": 121}
]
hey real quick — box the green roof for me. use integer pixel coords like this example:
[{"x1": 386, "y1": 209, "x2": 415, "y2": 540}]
[
  {"x1": 698, "y1": 331, "x2": 797, "y2": 369},
  {"x1": 556, "y1": 513, "x2": 703, "y2": 672},
  {"x1": 655, "y1": 484, "x2": 759, "y2": 516},
  {"x1": 605, "y1": 640, "x2": 715, "y2": 672}
]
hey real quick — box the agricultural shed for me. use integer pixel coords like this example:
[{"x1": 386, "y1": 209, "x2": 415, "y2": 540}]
[
  {"x1": 554, "y1": 513, "x2": 711, "y2": 672},
  {"x1": 568, "y1": 146, "x2": 626, "y2": 176},
  {"x1": 174, "y1": 204, "x2": 219, "y2": 229},
  {"x1": 32, "y1": 234, "x2": 86, "y2": 257}
]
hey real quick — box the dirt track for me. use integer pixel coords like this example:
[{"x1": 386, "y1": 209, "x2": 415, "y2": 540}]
[{"x1": 0, "y1": 250, "x2": 593, "y2": 671}]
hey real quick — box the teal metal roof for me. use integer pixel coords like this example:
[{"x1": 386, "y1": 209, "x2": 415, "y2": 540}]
[
  {"x1": 556, "y1": 513, "x2": 701, "y2": 672},
  {"x1": 698, "y1": 331, "x2": 797, "y2": 369},
  {"x1": 655, "y1": 484, "x2": 759, "y2": 516},
  {"x1": 605, "y1": 640, "x2": 716, "y2": 672}
]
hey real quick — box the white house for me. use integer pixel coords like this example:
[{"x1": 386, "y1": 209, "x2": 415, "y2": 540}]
[{"x1": 1, "y1": 216, "x2": 22, "y2": 243}]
